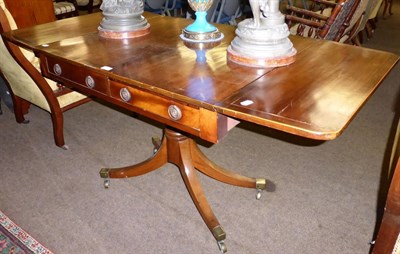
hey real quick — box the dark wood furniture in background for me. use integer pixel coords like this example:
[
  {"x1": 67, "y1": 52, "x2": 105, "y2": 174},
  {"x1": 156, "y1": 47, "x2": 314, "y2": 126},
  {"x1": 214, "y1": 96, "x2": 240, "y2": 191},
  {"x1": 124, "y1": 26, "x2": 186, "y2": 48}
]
[
  {"x1": 77, "y1": 0, "x2": 101, "y2": 13},
  {"x1": 285, "y1": 0, "x2": 361, "y2": 42},
  {"x1": 383, "y1": 0, "x2": 394, "y2": 19},
  {"x1": 373, "y1": 121, "x2": 400, "y2": 254},
  {"x1": 54, "y1": 0, "x2": 80, "y2": 19},
  {"x1": 2, "y1": 12, "x2": 399, "y2": 252},
  {"x1": 0, "y1": 2, "x2": 90, "y2": 149},
  {"x1": 4, "y1": 0, "x2": 56, "y2": 28}
]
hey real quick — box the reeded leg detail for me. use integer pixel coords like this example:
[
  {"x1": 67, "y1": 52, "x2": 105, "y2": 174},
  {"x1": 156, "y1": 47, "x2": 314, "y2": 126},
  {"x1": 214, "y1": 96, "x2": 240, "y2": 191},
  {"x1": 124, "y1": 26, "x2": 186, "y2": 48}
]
[
  {"x1": 99, "y1": 128, "x2": 269, "y2": 252},
  {"x1": 191, "y1": 139, "x2": 268, "y2": 199},
  {"x1": 192, "y1": 141, "x2": 262, "y2": 188},
  {"x1": 99, "y1": 135, "x2": 168, "y2": 188},
  {"x1": 168, "y1": 131, "x2": 226, "y2": 250}
]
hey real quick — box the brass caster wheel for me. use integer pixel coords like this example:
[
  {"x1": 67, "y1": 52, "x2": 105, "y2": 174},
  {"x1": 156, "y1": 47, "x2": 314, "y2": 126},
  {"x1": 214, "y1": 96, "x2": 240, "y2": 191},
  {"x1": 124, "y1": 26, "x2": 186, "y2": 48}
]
[
  {"x1": 100, "y1": 168, "x2": 110, "y2": 189},
  {"x1": 217, "y1": 240, "x2": 227, "y2": 253},
  {"x1": 255, "y1": 178, "x2": 267, "y2": 200},
  {"x1": 104, "y1": 179, "x2": 110, "y2": 189},
  {"x1": 256, "y1": 190, "x2": 262, "y2": 200},
  {"x1": 151, "y1": 136, "x2": 161, "y2": 154}
]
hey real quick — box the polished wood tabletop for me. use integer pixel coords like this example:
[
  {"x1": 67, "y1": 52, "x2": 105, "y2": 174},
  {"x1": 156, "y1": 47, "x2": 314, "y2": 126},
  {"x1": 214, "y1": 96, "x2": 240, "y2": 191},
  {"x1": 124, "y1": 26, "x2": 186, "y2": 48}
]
[
  {"x1": 4, "y1": 12, "x2": 398, "y2": 141},
  {"x1": 3, "y1": 12, "x2": 399, "y2": 253}
]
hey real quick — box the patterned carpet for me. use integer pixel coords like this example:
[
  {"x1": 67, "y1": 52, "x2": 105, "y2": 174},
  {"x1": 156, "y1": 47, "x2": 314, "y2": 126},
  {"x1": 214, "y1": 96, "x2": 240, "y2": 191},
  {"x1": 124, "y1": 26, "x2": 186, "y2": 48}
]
[{"x1": 0, "y1": 210, "x2": 53, "y2": 254}]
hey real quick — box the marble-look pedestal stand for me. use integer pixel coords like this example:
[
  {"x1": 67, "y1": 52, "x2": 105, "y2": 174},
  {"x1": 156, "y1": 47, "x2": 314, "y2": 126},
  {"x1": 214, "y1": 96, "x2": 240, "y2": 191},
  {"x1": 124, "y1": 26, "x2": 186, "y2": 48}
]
[
  {"x1": 98, "y1": 0, "x2": 150, "y2": 39},
  {"x1": 227, "y1": 0, "x2": 296, "y2": 68}
]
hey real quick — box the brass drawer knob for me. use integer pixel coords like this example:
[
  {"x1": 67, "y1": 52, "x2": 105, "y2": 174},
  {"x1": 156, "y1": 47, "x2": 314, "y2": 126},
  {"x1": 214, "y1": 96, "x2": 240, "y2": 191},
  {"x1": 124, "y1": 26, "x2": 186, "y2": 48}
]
[
  {"x1": 85, "y1": 75, "x2": 95, "y2": 88},
  {"x1": 53, "y1": 64, "x2": 62, "y2": 76},
  {"x1": 168, "y1": 105, "x2": 182, "y2": 121},
  {"x1": 119, "y1": 88, "x2": 132, "y2": 102}
]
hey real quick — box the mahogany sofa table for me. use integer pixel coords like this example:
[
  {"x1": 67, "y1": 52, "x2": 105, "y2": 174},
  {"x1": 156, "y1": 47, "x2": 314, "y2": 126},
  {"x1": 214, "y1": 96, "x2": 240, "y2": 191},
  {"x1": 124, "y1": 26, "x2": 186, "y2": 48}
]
[{"x1": 3, "y1": 12, "x2": 399, "y2": 253}]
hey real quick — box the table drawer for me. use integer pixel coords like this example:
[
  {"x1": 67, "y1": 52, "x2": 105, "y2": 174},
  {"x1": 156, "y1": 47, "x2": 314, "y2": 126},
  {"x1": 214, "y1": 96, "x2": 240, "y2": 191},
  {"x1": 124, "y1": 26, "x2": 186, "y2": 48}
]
[
  {"x1": 111, "y1": 80, "x2": 200, "y2": 125},
  {"x1": 45, "y1": 57, "x2": 109, "y2": 95},
  {"x1": 110, "y1": 81, "x2": 229, "y2": 143}
]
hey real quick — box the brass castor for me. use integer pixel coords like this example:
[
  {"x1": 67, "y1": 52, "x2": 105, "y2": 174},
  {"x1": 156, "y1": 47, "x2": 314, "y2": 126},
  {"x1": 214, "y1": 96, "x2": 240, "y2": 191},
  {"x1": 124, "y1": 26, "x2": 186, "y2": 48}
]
[
  {"x1": 256, "y1": 178, "x2": 267, "y2": 200},
  {"x1": 217, "y1": 240, "x2": 227, "y2": 253}
]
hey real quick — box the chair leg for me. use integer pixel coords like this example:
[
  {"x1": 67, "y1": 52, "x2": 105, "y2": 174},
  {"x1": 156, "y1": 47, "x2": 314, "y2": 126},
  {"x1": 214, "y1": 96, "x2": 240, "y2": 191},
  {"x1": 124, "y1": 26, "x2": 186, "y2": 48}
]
[
  {"x1": 87, "y1": 0, "x2": 94, "y2": 13},
  {"x1": 50, "y1": 110, "x2": 67, "y2": 149},
  {"x1": 387, "y1": 0, "x2": 393, "y2": 16},
  {"x1": 365, "y1": 21, "x2": 374, "y2": 39},
  {"x1": 383, "y1": 0, "x2": 389, "y2": 19},
  {"x1": 352, "y1": 35, "x2": 362, "y2": 46},
  {"x1": 13, "y1": 96, "x2": 30, "y2": 124}
]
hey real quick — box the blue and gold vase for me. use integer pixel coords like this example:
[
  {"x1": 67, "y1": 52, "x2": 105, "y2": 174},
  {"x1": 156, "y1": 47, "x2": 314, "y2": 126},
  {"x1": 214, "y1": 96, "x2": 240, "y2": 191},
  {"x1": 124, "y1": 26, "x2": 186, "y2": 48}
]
[{"x1": 181, "y1": 0, "x2": 223, "y2": 42}]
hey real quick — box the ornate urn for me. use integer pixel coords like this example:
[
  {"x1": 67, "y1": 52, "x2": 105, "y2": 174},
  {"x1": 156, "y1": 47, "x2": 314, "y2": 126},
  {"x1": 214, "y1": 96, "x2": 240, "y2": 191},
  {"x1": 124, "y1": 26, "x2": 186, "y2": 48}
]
[{"x1": 181, "y1": 0, "x2": 223, "y2": 42}]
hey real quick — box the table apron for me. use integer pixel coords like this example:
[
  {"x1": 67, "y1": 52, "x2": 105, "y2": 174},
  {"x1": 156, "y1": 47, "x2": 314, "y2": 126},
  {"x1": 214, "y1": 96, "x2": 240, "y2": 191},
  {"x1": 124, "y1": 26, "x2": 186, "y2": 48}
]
[{"x1": 40, "y1": 54, "x2": 233, "y2": 143}]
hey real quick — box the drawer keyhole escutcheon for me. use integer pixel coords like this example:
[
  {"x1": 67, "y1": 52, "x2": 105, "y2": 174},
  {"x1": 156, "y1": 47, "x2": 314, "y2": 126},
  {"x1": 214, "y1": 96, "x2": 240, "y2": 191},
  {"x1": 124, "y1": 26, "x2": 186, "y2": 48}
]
[
  {"x1": 53, "y1": 64, "x2": 62, "y2": 76},
  {"x1": 168, "y1": 105, "x2": 182, "y2": 121},
  {"x1": 85, "y1": 76, "x2": 95, "y2": 88},
  {"x1": 120, "y1": 88, "x2": 132, "y2": 102}
]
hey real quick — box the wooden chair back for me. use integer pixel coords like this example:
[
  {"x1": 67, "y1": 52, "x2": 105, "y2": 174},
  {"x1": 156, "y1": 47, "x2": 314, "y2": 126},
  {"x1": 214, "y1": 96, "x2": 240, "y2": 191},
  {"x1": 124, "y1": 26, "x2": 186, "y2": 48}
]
[
  {"x1": 54, "y1": 0, "x2": 80, "y2": 19},
  {"x1": 76, "y1": 0, "x2": 102, "y2": 13},
  {"x1": 0, "y1": 1, "x2": 89, "y2": 148},
  {"x1": 340, "y1": 0, "x2": 370, "y2": 42},
  {"x1": 3, "y1": 0, "x2": 56, "y2": 28},
  {"x1": 285, "y1": 0, "x2": 361, "y2": 41}
]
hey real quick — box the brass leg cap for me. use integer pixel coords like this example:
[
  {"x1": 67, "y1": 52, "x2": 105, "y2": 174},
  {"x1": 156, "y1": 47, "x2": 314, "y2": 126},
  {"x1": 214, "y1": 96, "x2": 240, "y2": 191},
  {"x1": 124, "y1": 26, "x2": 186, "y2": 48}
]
[
  {"x1": 256, "y1": 178, "x2": 267, "y2": 190},
  {"x1": 212, "y1": 225, "x2": 226, "y2": 241},
  {"x1": 99, "y1": 168, "x2": 110, "y2": 178}
]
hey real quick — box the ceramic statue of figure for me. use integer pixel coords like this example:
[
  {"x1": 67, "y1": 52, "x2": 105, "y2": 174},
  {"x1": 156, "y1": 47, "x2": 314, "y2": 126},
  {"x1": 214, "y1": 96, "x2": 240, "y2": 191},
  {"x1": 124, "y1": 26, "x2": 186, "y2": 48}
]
[
  {"x1": 227, "y1": 0, "x2": 296, "y2": 67},
  {"x1": 98, "y1": 0, "x2": 150, "y2": 39},
  {"x1": 249, "y1": 0, "x2": 268, "y2": 27},
  {"x1": 249, "y1": 0, "x2": 285, "y2": 27}
]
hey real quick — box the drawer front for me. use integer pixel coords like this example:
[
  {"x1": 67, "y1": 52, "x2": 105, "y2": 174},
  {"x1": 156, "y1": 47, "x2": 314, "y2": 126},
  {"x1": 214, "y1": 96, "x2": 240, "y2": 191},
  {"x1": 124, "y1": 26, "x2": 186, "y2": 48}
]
[
  {"x1": 42, "y1": 55, "x2": 225, "y2": 143},
  {"x1": 110, "y1": 80, "x2": 201, "y2": 130},
  {"x1": 45, "y1": 57, "x2": 109, "y2": 95}
]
